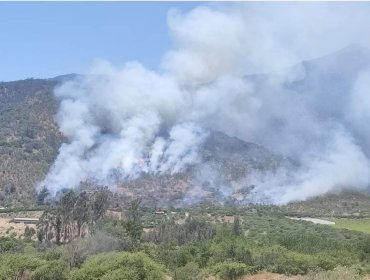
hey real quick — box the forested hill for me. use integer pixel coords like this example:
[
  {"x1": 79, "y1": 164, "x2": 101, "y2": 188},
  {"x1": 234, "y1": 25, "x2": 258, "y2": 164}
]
[
  {"x1": 0, "y1": 77, "x2": 289, "y2": 207},
  {"x1": 2, "y1": 45, "x2": 370, "y2": 208},
  {"x1": 0, "y1": 78, "x2": 64, "y2": 207}
]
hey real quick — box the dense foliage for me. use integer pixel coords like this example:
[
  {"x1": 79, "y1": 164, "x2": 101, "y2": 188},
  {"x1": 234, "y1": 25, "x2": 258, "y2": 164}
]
[
  {"x1": 69, "y1": 252, "x2": 165, "y2": 280},
  {"x1": 0, "y1": 190, "x2": 369, "y2": 279},
  {"x1": 37, "y1": 188, "x2": 110, "y2": 244}
]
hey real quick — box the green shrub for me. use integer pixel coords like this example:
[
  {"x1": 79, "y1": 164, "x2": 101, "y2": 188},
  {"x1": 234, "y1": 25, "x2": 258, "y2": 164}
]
[
  {"x1": 24, "y1": 226, "x2": 36, "y2": 239},
  {"x1": 42, "y1": 249, "x2": 63, "y2": 261},
  {"x1": 69, "y1": 252, "x2": 166, "y2": 280},
  {"x1": 307, "y1": 267, "x2": 361, "y2": 280},
  {"x1": 31, "y1": 260, "x2": 68, "y2": 280},
  {"x1": 0, "y1": 237, "x2": 25, "y2": 253},
  {"x1": 173, "y1": 262, "x2": 202, "y2": 280},
  {"x1": 0, "y1": 254, "x2": 44, "y2": 279},
  {"x1": 209, "y1": 261, "x2": 254, "y2": 280},
  {"x1": 273, "y1": 251, "x2": 315, "y2": 275}
]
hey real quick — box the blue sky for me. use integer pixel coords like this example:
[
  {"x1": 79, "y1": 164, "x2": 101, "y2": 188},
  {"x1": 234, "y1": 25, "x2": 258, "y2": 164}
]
[{"x1": 0, "y1": 2, "x2": 200, "y2": 81}]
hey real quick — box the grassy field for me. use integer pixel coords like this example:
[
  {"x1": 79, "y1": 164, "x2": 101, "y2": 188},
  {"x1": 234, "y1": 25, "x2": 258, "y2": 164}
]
[{"x1": 333, "y1": 218, "x2": 370, "y2": 234}]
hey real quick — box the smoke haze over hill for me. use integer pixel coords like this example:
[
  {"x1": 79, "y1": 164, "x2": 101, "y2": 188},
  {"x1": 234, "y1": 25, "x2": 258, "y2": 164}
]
[{"x1": 40, "y1": 3, "x2": 370, "y2": 204}]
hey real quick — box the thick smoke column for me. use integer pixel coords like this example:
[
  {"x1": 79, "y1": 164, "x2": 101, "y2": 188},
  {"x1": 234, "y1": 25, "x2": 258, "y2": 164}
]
[{"x1": 41, "y1": 3, "x2": 370, "y2": 203}]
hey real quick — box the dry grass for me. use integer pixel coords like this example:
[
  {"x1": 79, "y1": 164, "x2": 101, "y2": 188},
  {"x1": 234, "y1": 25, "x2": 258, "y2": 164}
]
[
  {"x1": 0, "y1": 217, "x2": 35, "y2": 238},
  {"x1": 205, "y1": 267, "x2": 367, "y2": 280},
  {"x1": 0, "y1": 211, "x2": 42, "y2": 239}
]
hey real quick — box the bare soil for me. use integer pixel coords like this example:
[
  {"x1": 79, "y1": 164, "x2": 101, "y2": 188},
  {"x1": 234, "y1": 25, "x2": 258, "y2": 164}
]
[{"x1": 0, "y1": 211, "x2": 42, "y2": 239}]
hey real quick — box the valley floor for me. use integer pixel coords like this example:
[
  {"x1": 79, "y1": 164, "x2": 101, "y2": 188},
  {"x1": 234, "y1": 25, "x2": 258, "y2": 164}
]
[
  {"x1": 333, "y1": 218, "x2": 370, "y2": 235},
  {"x1": 1, "y1": 194, "x2": 370, "y2": 280}
]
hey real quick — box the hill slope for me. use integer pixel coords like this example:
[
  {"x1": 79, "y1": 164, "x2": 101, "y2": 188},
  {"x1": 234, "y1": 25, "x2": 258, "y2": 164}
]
[
  {"x1": 0, "y1": 77, "x2": 286, "y2": 207},
  {"x1": 116, "y1": 130, "x2": 289, "y2": 207},
  {"x1": 2, "y1": 46, "x2": 370, "y2": 207},
  {"x1": 0, "y1": 79, "x2": 64, "y2": 206}
]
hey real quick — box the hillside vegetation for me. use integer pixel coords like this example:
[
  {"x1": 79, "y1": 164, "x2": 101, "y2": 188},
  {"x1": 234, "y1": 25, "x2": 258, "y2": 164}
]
[
  {"x1": 333, "y1": 218, "x2": 370, "y2": 235},
  {"x1": 0, "y1": 78, "x2": 64, "y2": 207},
  {"x1": 1, "y1": 73, "x2": 370, "y2": 214},
  {"x1": 0, "y1": 189, "x2": 370, "y2": 279},
  {"x1": 281, "y1": 192, "x2": 370, "y2": 218}
]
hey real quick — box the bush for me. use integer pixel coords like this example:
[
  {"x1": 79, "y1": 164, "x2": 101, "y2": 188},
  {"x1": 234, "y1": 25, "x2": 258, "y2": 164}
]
[
  {"x1": 24, "y1": 226, "x2": 36, "y2": 240},
  {"x1": 209, "y1": 261, "x2": 254, "y2": 280},
  {"x1": 173, "y1": 262, "x2": 202, "y2": 280},
  {"x1": 307, "y1": 267, "x2": 361, "y2": 280},
  {"x1": 273, "y1": 251, "x2": 316, "y2": 275},
  {"x1": 31, "y1": 260, "x2": 68, "y2": 280},
  {"x1": 0, "y1": 254, "x2": 44, "y2": 279},
  {"x1": 42, "y1": 248, "x2": 63, "y2": 261},
  {"x1": 0, "y1": 236, "x2": 25, "y2": 253},
  {"x1": 69, "y1": 252, "x2": 166, "y2": 280}
]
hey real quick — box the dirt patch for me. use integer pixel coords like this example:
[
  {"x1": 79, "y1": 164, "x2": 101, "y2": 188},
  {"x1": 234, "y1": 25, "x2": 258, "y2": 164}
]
[
  {"x1": 286, "y1": 217, "x2": 335, "y2": 225},
  {"x1": 0, "y1": 211, "x2": 43, "y2": 239},
  {"x1": 0, "y1": 217, "x2": 36, "y2": 238},
  {"x1": 205, "y1": 273, "x2": 306, "y2": 280}
]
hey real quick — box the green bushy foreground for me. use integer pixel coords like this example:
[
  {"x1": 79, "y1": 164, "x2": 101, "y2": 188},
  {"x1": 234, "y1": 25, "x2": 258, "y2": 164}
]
[
  {"x1": 69, "y1": 252, "x2": 165, "y2": 280},
  {"x1": 1, "y1": 204, "x2": 370, "y2": 280}
]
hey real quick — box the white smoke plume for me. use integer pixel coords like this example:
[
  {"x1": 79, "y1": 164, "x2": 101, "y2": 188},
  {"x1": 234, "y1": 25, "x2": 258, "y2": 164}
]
[{"x1": 41, "y1": 3, "x2": 370, "y2": 204}]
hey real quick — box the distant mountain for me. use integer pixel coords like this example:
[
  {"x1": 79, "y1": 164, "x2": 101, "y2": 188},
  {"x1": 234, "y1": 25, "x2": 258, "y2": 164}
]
[
  {"x1": 48, "y1": 74, "x2": 81, "y2": 83},
  {"x1": 0, "y1": 77, "x2": 288, "y2": 207},
  {"x1": 287, "y1": 45, "x2": 370, "y2": 119}
]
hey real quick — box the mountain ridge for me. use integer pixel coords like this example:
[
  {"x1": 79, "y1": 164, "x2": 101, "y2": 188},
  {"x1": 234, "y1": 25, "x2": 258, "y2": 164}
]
[{"x1": 1, "y1": 45, "x2": 370, "y2": 206}]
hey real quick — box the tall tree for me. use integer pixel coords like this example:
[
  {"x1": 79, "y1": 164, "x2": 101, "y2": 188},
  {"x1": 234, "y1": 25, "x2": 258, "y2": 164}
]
[
  {"x1": 91, "y1": 187, "x2": 110, "y2": 222},
  {"x1": 125, "y1": 199, "x2": 143, "y2": 241},
  {"x1": 73, "y1": 191, "x2": 90, "y2": 237}
]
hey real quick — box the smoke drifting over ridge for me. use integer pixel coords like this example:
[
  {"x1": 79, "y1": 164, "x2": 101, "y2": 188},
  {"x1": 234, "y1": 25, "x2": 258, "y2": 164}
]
[{"x1": 41, "y1": 3, "x2": 370, "y2": 204}]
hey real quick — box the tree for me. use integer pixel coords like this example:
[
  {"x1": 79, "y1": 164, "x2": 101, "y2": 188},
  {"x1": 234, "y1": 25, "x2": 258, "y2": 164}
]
[
  {"x1": 209, "y1": 262, "x2": 254, "y2": 280},
  {"x1": 54, "y1": 212, "x2": 62, "y2": 245},
  {"x1": 233, "y1": 216, "x2": 242, "y2": 236},
  {"x1": 31, "y1": 260, "x2": 68, "y2": 280},
  {"x1": 37, "y1": 210, "x2": 57, "y2": 243},
  {"x1": 37, "y1": 188, "x2": 111, "y2": 244},
  {"x1": 73, "y1": 191, "x2": 90, "y2": 237},
  {"x1": 125, "y1": 199, "x2": 143, "y2": 241},
  {"x1": 91, "y1": 187, "x2": 110, "y2": 222},
  {"x1": 174, "y1": 262, "x2": 202, "y2": 280},
  {"x1": 24, "y1": 226, "x2": 36, "y2": 240},
  {"x1": 59, "y1": 190, "x2": 78, "y2": 243},
  {"x1": 0, "y1": 237, "x2": 25, "y2": 253},
  {"x1": 0, "y1": 254, "x2": 44, "y2": 280}
]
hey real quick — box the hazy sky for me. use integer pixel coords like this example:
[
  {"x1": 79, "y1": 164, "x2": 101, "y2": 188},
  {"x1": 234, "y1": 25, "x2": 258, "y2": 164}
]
[
  {"x1": 0, "y1": 2, "x2": 199, "y2": 81},
  {"x1": 2, "y1": 2, "x2": 370, "y2": 82}
]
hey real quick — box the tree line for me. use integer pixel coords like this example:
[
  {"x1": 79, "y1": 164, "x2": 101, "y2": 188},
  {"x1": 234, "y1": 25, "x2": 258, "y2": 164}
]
[{"x1": 37, "y1": 187, "x2": 110, "y2": 244}]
